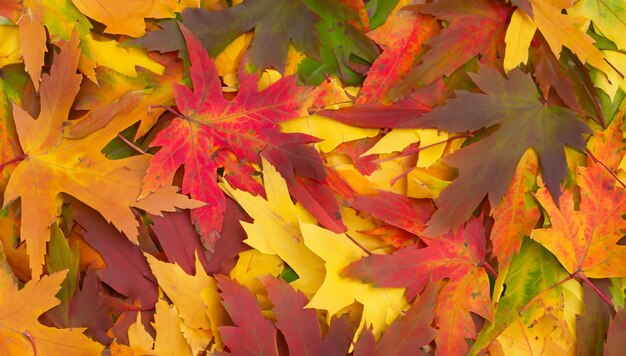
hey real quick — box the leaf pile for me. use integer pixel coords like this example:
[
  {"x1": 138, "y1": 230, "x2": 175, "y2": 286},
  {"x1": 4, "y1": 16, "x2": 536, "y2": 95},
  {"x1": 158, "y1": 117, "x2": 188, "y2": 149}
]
[{"x1": 1, "y1": 0, "x2": 626, "y2": 355}]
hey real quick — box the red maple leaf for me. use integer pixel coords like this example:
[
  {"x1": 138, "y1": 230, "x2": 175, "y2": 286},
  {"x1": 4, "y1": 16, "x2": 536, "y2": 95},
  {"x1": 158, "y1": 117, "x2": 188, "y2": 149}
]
[{"x1": 142, "y1": 25, "x2": 345, "y2": 250}]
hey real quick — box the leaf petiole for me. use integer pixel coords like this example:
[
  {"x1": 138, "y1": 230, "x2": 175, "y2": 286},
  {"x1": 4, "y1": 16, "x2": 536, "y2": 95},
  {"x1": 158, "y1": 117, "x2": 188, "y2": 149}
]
[{"x1": 0, "y1": 154, "x2": 27, "y2": 171}]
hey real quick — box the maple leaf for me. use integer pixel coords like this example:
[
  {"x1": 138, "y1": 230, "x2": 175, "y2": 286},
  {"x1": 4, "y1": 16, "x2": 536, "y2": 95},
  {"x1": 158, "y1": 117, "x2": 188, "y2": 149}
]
[
  {"x1": 570, "y1": 0, "x2": 626, "y2": 52},
  {"x1": 529, "y1": 0, "x2": 615, "y2": 77},
  {"x1": 353, "y1": 282, "x2": 438, "y2": 356},
  {"x1": 490, "y1": 150, "x2": 540, "y2": 273},
  {"x1": 357, "y1": 2, "x2": 439, "y2": 104},
  {"x1": 387, "y1": 0, "x2": 511, "y2": 101},
  {"x1": 471, "y1": 239, "x2": 574, "y2": 354},
  {"x1": 605, "y1": 309, "x2": 626, "y2": 356},
  {"x1": 345, "y1": 217, "x2": 492, "y2": 354},
  {"x1": 261, "y1": 276, "x2": 353, "y2": 355},
  {"x1": 379, "y1": 65, "x2": 589, "y2": 236},
  {"x1": 297, "y1": 0, "x2": 380, "y2": 86},
  {"x1": 145, "y1": 252, "x2": 228, "y2": 351},
  {"x1": 142, "y1": 25, "x2": 344, "y2": 252},
  {"x1": 181, "y1": 0, "x2": 320, "y2": 72},
  {"x1": 70, "y1": 0, "x2": 177, "y2": 37},
  {"x1": 302, "y1": 222, "x2": 407, "y2": 339},
  {"x1": 17, "y1": 6, "x2": 46, "y2": 91},
  {"x1": 216, "y1": 275, "x2": 279, "y2": 356},
  {"x1": 3, "y1": 33, "x2": 201, "y2": 279},
  {"x1": 531, "y1": 119, "x2": 626, "y2": 278},
  {"x1": 223, "y1": 157, "x2": 326, "y2": 295},
  {"x1": 0, "y1": 257, "x2": 103, "y2": 354}
]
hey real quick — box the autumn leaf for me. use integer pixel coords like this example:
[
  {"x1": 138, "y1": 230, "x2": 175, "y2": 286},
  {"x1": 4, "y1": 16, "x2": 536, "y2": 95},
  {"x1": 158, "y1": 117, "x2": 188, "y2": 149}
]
[
  {"x1": 0, "y1": 251, "x2": 103, "y2": 354},
  {"x1": 490, "y1": 150, "x2": 540, "y2": 274},
  {"x1": 399, "y1": 65, "x2": 589, "y2": 236},
  {"x1": 605, "y1": 309, "x2": 626, "y2": 356},
  {"x1": 3, "y1": 32, "x2": 201, "y2": 279},
  {"x1": 356, "y1": 1, "x2": 438, "y2": 104},
  {"x1": 353, "y1": 282, "x2": 438, "y2": 356},
  {"x1": 216, "y1": 275, "x2": 279, "y2": 356},
  {"x1": 181, "y1": 0, "x2": 320, "y2": 72},
  {"x1": 388, "y1": 0, "x2": 511, "y2": 100},
  {"x1": 70, "y1": 0, "x2": 177, "y2": 37},
  {"x1": 345, "y1": 217, "x2": 492, "y2": 354},
  {"x1": 261, "y1": 276, "x2": 353, "y2": 356},
  {"x1": 142, "y1": 25, "x2": 344, "y2": 252},
  {"x1": 471, "y1": 239, "x2": 575, "y2": 354},
  {"x1": 529, "y1": 0, "x2": 615, "y2": 77},
  {"x1": 531, "y1": 119, "x2": 626, "y2": 278}
]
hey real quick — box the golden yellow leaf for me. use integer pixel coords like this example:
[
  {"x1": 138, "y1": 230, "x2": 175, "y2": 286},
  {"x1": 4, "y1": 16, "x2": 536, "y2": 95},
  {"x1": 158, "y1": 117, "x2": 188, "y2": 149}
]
[
  {"x1": 230, "y1": 249, "x2": 284, "y2": 296},
  {"x1": 70, "y1": 0, "x2": 177, "y2": 37},
  {"x1": 504, "y1": 8, "x2": 536, "y2": 72},
  {"x1": 301, "y1": 222, "x2": 407, "y2": 339},
  {"x1": 0, "y1": 26, "x2": 21, "y2": 68},
  {"x1": 145, "y1": 253, "x2": 227, "y2": 351},
  {"x1": 152, "y1": 299, "x2": 191, "y2": 355},
  {"x1": 223, "y1": 158, "x2": 325, "y2": 295},
  {"x1": 530, "y1": 0, "x2": 615, "y2": 77},
  {"x1": 85, "y1": 33, "x2": 165, "y2": 77}
]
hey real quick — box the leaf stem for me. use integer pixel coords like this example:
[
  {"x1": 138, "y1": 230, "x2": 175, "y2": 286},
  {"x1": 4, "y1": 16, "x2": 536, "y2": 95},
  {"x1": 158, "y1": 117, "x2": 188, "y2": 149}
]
[
  {"x1": 0, "y1": 154, "x2": 27, "y2": 171},
  {"x1": 519, "y1": 274, "x2": 575, "y2": 315},
  {"x1": 117, "y1": 134, "x2": 147, "y2": 155},
  {"x1": 586, "y1": 149, "x2": 626, "y2": 188},
  {"x1": 148, "y1": 104, "x2": 185, "y2": 119},
  {"x1": 375, "y1": 133, "x2": 474, "y2": 164},
  {"x1": 480, "y1": 261, "x2": 498, "y2": 278},
  {"x1": 576, "y1": 271, "x2": 614, "y2": 308}
]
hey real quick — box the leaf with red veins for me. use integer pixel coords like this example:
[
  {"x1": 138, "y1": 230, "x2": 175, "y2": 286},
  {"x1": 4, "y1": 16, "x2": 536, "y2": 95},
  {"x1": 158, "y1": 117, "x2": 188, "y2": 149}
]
[
  {"x1": 216, "y1": 150, "x2": 265, "y2": 197},
  {"x1": 387, "y1": 0, "x2": 511, "y2": 101},
  {"x1": 532, "y1": 119, "x2": 626, "y2": 278},
  {"x1": 344, "y1": 217, "x2": 489, "y2": 300},
  {"x1": 358, "y1": 9, "x2": 439, "y2": 104},
  {"x1": 435, "y1": 268, "x2": 492, "y2": 355},
  {"x1": 143, "y1": 25, "x2": 345, "y2": 249},
  {"x1": 491, "y1": 150, "x2": 540, "y2": 272}
]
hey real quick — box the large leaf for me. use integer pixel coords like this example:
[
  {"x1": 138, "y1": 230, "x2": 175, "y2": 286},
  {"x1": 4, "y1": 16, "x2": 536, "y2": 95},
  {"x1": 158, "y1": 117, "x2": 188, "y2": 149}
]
[
  {"x1": 391, "y1": 66, "x2": 588, "y2": 236},
  {"x1": 141, "y1": 25, "x2": 345, "y2": 252},
  {"x1": 3, "y1": 33, "x2": 200, "y2": 279},
  {"x1": 388, "y1": 0, "x2": 511, "y2": 100},
  {"x1": 531, "y1": 119, "x2": 626, "y2": 278}
]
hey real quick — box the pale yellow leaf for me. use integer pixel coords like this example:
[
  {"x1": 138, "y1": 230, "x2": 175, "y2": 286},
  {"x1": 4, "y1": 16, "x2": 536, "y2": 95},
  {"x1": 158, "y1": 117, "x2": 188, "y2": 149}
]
[{"x1": 504, "y1": 8, "x2": 536, "y2": 72}]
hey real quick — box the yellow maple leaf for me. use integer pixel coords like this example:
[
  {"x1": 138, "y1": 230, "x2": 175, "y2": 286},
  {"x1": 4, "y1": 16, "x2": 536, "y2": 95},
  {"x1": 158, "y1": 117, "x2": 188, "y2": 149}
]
[
  {"x1": 223, "y1": 158, "x2": 326, "y2": 295},
  {"x1": 530, "y1": 0, "x2": 615, "y2": 77},
  {"x1": 70, "y1": 0, "x2": 177, "y2": 37},
  {"x1": 0, "y1": 245, "x2": 103, "y2": 354},
  {"x1": 3, "y1": 33, "x2": 201, "y2": 279},
  {"x1": 145, "y1": 253, "x2": 227, "y2": 353},
  {"x1": 301, "y1": 222, "x2": 407, "y2": 339},
  {"x1": 503, "y1": 8, "x2": 536, "y2": 72}
]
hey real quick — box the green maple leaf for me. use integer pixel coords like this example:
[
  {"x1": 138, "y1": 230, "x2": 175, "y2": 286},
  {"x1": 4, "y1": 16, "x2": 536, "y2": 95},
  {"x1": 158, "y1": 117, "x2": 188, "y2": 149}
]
[{"x1": 418, "y1": 66, "x2": 590, "y2": 236}]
